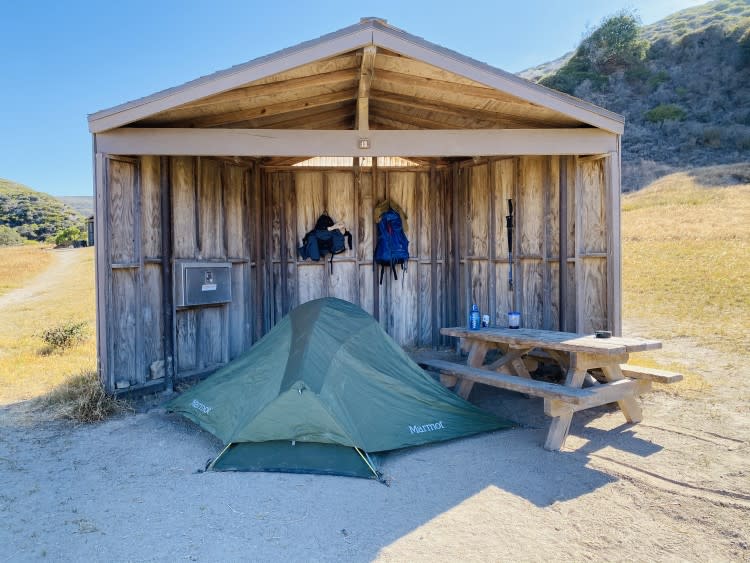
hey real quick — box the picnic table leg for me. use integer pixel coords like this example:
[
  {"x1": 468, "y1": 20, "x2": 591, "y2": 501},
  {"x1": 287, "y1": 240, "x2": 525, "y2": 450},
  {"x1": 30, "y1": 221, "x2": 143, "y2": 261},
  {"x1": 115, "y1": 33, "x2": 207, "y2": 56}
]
[
  {"x1": 485, "y1": 346, "x2": 534, "y2": 377},
  {"x1": 544, "y1": 353, "x2": 589, "y2": 451},
  {"x1": 456, "y1": 342, "x2": 490, "y2": 399},
  {"x1": 601, "y1": 362, "x2": 643, "y2": 423}
]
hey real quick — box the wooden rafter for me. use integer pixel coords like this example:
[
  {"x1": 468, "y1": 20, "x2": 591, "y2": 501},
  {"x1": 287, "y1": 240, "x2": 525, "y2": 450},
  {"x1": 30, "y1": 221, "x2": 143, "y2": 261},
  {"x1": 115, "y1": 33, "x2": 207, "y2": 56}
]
[
  {"x1": 371, "y1": 107, "x2": 466, "y2": 130},
  {"x1": 369, "y1": 114, "x2": 421, "y2": 130},
  {"x1": 371, "y1": 101, "x2": 498, "y2": 130},
  {"x1": 166, "y1": 89, "x2": 358, "y2": 128},
  {"x1": 355, "y1": 46, "x2": 377, "y2": 132},
  {"x1": 236, "y1": 105, "x2": 354, "y2": 130},
  {"x1": 178, "y1": 68, "x2": 358, "y2": 111},
  {"x1": 370, "y1": 90, "x2": 559, "y2": 129}
]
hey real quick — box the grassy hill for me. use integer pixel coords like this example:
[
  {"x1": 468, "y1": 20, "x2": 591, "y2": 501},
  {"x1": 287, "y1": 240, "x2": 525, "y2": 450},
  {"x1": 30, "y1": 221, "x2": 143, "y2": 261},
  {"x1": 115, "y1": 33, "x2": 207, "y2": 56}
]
[
  {"x1": 0, "y1": 178, "x2": 85, "y2": 244},
  {"x1": 56, "y1": 196, "x2": 94, "y2": 218},
  {"x1": 527, "y1": 0, "x2": 750, "y2": 190}
]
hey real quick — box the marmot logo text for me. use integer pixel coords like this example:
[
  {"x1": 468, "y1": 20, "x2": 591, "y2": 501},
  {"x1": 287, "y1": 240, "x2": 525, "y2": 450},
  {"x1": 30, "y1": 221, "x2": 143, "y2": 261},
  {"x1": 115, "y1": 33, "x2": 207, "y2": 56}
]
[
  {"x1": 191, "y1": 399, "x2": 213, "y2": 414},
  {"x1": 408, "y1": 421, "x2": 445, "y2": 434}
]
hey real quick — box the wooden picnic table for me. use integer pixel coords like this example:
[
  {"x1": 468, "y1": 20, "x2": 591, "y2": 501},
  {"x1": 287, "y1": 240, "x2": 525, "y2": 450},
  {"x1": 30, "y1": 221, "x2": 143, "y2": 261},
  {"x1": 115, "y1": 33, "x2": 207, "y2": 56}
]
[{"x1": 429, "y1": 326, "x2": 665, "y2": 450}]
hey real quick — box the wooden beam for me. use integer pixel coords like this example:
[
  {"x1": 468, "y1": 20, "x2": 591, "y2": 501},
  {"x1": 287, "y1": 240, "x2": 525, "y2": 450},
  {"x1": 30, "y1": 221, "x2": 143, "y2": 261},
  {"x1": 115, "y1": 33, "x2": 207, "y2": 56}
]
[
  {"x1": 369, "y1": 114, "x2": 421, "y2": 130},
  {"x1": 356, "y1": 46, "x2": 377, "y2": 132},
  {"x1": 164, "y1": 89, "x2": 357, "y2": 128},
  {"x1": 375, "y1": 68, "x2": 521, "y2": 103},
  {"x1": 237, "y1": 105, "x2": 354, "y2": 130},
  {"x1": 179, "y1": 69, "x2": 358, "y2": 112},
  {"x1": 370, "y1": 90, "x2": 552, "y2": 128},
  {"x1": 370, "y1": 107, "x2": 464, "y2": 130},
  {"x1": 96, "y1": 128, "x2": 618, "y2": 157}
]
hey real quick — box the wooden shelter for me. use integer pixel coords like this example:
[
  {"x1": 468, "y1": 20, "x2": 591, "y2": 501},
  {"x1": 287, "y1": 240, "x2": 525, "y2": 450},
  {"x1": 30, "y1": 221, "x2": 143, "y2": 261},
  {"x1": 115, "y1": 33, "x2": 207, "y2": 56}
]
[{"x1": 88, "y1": 18, "x2": 625, "y2": 394}]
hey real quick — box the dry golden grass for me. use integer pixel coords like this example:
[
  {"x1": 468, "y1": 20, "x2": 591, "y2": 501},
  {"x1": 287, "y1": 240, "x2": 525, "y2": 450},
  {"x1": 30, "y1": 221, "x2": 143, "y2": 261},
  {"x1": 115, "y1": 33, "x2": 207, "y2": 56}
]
[
  {"x1": 0, "y1": 245, "x2": 54, "y2": 296},
  {"x1": 0, "y1": 247, "x2": 96, "y2": 405},
  {"x1": 622, "y1": 164, "x2": 750, "y2": 393},
  {"x1": 34, "y1": 369, "x2": 131, "y2": 423}
]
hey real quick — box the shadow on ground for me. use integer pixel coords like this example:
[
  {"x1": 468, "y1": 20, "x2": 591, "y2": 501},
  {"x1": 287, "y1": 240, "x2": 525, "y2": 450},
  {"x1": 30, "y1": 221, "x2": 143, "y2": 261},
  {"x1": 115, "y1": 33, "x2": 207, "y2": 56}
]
[{"x1": 0, "y1": 384, "x2": 668, "y2": 561}]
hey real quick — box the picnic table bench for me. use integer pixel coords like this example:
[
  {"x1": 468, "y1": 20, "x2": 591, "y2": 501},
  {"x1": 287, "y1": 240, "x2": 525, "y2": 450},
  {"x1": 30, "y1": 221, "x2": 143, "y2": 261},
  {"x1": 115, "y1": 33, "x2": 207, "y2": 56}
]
[{"x1": 420, "y1": 326, "x2": 681, "y2": 451}]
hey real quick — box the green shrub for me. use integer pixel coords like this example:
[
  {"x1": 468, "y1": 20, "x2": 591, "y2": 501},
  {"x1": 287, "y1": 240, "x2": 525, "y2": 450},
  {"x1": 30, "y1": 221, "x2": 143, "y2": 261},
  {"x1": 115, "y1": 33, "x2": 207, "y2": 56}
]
[
  {"x1": 54, "y1": 226, "x2": 83, "y2": 247},
  {"x1": 39, "y1": 320, "x2": 88, "y2": 352},
  {"x1": 645, "y1": 104, "x2": 687, "y2": 124},
  {"x1": 646, "y1": 70, "x2": 670, "y2": 89},
  {"x1": 581, "y1": 10, "x2": 648, "y2": 74},
  {"x1": 540, "y1": 9, "x2": 647, "y2": 95},
  {"x1": 0, "y1": 224, "x2": 24, "y2": 246}
]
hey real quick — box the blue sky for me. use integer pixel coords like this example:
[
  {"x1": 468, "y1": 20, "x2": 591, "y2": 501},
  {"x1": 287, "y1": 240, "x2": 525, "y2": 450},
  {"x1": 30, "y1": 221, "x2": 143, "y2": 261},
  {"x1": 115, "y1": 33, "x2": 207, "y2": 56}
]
[{"x1": 0, "y1": 0, "x2": 705, "y2": 196}]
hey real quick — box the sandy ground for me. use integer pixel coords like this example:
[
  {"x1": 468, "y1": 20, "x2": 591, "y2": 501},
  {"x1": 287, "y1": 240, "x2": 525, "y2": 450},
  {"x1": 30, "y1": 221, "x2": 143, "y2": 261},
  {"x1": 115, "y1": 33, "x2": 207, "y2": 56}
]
[{"x1": 1, "y1": 255, "x2": 749, "y2": 561}]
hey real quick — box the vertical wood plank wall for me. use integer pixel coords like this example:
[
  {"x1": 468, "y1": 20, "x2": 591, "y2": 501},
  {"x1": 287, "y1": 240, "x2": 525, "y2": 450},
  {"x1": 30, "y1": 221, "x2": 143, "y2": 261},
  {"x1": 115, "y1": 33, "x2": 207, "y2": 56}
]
[
  {"x1": 103, "y1": 156, "x2": 254, "y2": 391},
  {"x1": 100, "y1": 154, "x2": 611, "y2": 392},
  {"x1": 457, "y1": 156, "x2": 609, "y2": 334},
  {"x1": 264, "y1": 167, "x2": 451, "y2": 348}
]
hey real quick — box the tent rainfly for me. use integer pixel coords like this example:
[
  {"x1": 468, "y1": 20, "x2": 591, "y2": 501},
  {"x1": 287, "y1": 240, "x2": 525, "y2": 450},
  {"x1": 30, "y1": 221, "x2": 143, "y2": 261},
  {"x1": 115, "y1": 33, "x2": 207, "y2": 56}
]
[{"x1": 167, "y1": 298, "x2": 510, "y2": 479}]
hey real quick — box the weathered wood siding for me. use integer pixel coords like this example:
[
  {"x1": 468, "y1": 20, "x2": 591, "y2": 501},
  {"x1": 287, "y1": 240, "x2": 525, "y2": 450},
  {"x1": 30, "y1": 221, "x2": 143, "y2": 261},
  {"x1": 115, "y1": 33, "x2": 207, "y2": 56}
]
[
  {"x1": 457, "y1": 156, "x2": 609, "y2": 333},
  {"x1": 101, "y1": 156, "x2": 254, "y2": 391},
  {"x1": 98, "y1": 153, "x2": 612, "y2": 392},
  {"x1": 263, "y1": 167, "x2": 451, "y2": 348}
]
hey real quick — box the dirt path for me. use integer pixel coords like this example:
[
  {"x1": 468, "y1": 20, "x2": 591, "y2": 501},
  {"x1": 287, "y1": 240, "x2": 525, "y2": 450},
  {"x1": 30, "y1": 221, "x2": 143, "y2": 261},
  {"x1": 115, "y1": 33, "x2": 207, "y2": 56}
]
[{"x1": 0, "y1": 248, "x2": 84, "y2": 312}]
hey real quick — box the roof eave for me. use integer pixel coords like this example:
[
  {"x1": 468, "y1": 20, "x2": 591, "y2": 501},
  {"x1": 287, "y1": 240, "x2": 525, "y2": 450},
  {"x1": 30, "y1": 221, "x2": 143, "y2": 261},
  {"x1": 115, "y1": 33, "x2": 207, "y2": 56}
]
[
  {"x1": 88, "y1": 18, "x2": 624, "y2": 136},
  {"x1": 87, "y1": 22, "x2": 374, "y2": 133},
  {"x1": 368, "y1": 21, "x2": 624, "y2": 134}
]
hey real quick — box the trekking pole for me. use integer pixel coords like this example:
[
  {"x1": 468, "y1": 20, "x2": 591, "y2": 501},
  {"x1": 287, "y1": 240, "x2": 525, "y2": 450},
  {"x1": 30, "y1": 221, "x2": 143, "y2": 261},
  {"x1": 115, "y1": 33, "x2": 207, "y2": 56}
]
[{"x1": 506, "y1": 199, "x2": 514, "y2": 290}]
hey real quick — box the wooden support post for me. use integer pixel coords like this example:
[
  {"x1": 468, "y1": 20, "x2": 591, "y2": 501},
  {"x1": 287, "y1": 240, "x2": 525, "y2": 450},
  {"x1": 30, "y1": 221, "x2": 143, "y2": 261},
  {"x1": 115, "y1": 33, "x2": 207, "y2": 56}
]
[
  {"x1": 160, "y1": 156, "x2": 175, "y2": 392},
  {"x1": 488, "y1": 158, "x2": 497, "y2": 327},
  {"x1": 559, "y1": 156, "x2": 568, "y2": 332},
  {"x1": 355, "y1": 46, "x2": 377, "y2": 133},
  {"x1": 451, "y1": 163, "x2": 460, "y2": 335},
  {"x1": 606, "y1": 148, "x2": 622, "y2": 336},
  {"x1": 372, "y1": 159, "x2": 381, "y2": 321},
  {"x1": 279, "y1": 172, "x2": 289, "y2": 315},
  {"x1": 430, "y1": 165, "x2": 439, "y2": 348},
  {"x1": 94, "y1": 151, "x2": 111, "y2": 391},
  {"x1": 252, "y1": 165, "x2": 264, "y2": 341}
]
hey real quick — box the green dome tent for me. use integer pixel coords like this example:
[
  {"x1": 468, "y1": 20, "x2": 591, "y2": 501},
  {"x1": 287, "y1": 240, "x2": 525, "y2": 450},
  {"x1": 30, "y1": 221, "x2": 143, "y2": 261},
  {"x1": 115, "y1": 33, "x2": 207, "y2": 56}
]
[{"x1": 168, "y1": 298, "x2": 511, "y2": 479}]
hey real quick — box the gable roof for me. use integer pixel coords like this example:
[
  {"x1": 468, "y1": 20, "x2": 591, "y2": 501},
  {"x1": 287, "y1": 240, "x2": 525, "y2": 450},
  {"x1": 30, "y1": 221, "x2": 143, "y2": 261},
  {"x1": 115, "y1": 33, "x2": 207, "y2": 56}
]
[{"x1": 88, "y1": 18, "x2": 624, "y2": 135}]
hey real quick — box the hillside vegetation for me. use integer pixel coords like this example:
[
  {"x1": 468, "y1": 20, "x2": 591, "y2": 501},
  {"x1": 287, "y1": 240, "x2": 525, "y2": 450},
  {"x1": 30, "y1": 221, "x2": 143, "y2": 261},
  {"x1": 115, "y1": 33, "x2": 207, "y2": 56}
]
[
  {"x1": 0, "y1": 178, "x2": 84, "y2": 244},
  {"x1": 531, "y1": 0, "x2": 750, "y2": 190},
  {"x1": 56, "y1": 196, "x2": 94, "y2": 217}
]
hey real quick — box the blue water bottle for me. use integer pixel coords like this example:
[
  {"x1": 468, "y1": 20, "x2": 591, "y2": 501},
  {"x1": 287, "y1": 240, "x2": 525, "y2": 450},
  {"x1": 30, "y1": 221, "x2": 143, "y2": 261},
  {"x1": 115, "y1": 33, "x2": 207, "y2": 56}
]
[{"x1": 469, "y1": 304, "x2": 481, "y2": 330}]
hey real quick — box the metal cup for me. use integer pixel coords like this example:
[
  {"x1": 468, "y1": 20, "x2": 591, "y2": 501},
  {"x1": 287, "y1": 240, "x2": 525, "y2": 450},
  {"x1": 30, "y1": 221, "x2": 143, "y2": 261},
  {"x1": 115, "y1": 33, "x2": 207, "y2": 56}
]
[{"x1": 508, "y1": 311, "x2": 520, "y2": 329}]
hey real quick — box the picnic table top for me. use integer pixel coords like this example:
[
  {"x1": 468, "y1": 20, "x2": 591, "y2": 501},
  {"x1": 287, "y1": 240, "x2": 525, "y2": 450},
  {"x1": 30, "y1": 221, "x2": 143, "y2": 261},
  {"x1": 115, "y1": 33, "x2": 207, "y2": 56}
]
[{"x1": 440, "y1": 326, "x2": 662, "y2": 356}]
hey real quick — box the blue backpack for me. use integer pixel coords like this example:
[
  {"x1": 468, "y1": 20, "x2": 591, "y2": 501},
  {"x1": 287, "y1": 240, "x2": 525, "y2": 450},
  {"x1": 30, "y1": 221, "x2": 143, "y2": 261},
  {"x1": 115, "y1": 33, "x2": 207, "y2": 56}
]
[{"x1": 374, "y1": 208, "x2": 410, "y2": 284}]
